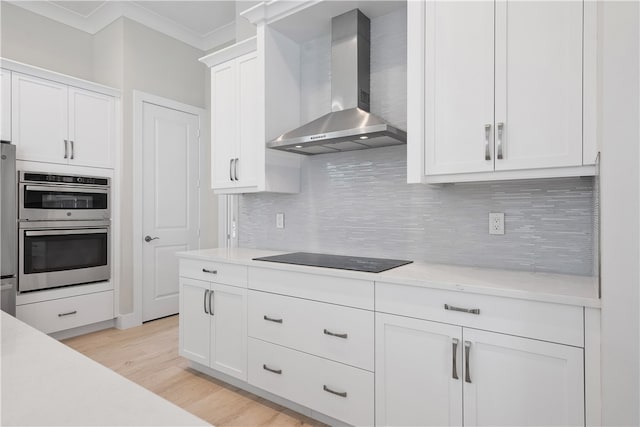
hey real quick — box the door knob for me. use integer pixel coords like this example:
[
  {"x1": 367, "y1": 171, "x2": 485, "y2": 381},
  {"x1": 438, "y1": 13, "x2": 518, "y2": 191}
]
[{"x1": 144, "y1": 235, "x2": 159, "y2": 242}]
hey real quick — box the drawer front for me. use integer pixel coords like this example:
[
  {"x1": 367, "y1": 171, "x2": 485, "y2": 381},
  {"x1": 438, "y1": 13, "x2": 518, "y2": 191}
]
[
  {"x1": 248, "y1": 338, "x2": 374, "y2": 426},
  {"x1": 180, "y1": 258, "x2": 247, "y2": 287},
  {"x1": 16, "y1": 291, "x2": 114, "y2": 334},
  {"x1": 249, "y1": 290, "x2": 374, "y2": 371},
  {"x1": 376, "y1": 283, "x2": 583, "y2": 347},
  {"x1": 248, "y1": 267, "x2": 374, "y2": 310}
]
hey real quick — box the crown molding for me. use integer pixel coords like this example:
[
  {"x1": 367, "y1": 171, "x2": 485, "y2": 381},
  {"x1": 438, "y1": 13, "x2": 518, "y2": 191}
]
[{"x1": 6, "y1": 1, "x2": 236, "y2": 52}]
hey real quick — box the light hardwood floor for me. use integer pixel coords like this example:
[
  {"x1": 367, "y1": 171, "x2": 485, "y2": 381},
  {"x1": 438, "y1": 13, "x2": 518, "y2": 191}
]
[{"x1": 63, "y1": 316, "x2": 325, "y2": 427}]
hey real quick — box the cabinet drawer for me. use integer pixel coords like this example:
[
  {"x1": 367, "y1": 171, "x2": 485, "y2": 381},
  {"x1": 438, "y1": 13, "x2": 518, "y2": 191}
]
[
  {"x1": 248, "y1": 290, "x2": 374, "y2": 371},
  {"x1": 376, "y1": 283, "x2": 583, "y2": 347},
  {"x1": 180, "y1": 258, "x2": 247, "y2": 287},
  {"x1": 16, "y1": 291, "x2": 114, "y2": 334},
  {"x1": 248, "y1": 338, "x2": 374, "y2": 426},
  {"x1": 248, "y1": 267, "x2": 374, "y2": 310}
]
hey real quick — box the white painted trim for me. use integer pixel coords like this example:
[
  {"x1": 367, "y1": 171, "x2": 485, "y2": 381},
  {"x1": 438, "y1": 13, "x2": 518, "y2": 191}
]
[
  {"x1": 406, "y1": 0, "x2": 426, "y2": 184},
  {"x1": 6, "y1": 1, "x2": 235, "y2": 52},
  {"x1": 424, "y1": 165, "x2": 597, "y2": 184},
  {"x1": 585, "y1": 307, "x2": 602, "y2": 426},
  {"x1": 241, "y1": 0, "x2": 323, "y2": 26},
  {"x1": 0, "y1": 58, "x2": 120, "y2": 97},
  {"x1": 583, "y1": 0, "x2": 599, "y2": 165},
  {"x1": 132, "y1": 91, "x2": 206, "y2": 326},
  {"x1": 50, "y1": 319, "x2": 116, "y2": 341},
  {"x1": 115, "y1": 312, "x2": 141, "y2": 330},
  {"x1": 199, "y1": 37, "x2": 257, "y2": 68}
]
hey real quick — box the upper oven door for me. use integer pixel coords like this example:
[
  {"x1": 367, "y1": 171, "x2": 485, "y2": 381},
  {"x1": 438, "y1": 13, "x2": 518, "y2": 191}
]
[{"x1": 19, "y1": 184, "x2": 110, "y2": 221}]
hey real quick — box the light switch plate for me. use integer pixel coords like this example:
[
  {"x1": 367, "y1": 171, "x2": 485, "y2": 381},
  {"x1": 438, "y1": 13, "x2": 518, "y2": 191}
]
[
  {"x1": 276, "y1": 213, "x2": 285, "y2": 229},
  {"x1": 489, "y1": 212, "x2": 505, "y2": 235}
]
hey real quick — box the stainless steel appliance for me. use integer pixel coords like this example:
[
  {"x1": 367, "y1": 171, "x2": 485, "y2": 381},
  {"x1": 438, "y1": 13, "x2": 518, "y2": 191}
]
[
  {"x1": 267, "y1": 9, "x2": 407, "y2": 155},
  {"x1": 19, "y1": 172, "x2": 110, "y2": 222},
  {"x1": 0, "y1": 142, "x2": 17, "y2": 315},
  {"x1": 18, "y1": 220, "x2": 110, "y2": 292},
  {"x1": 18, "y1": 171, "x2": 111, "y2": 293},
  {"x1": 253, "y1": 252, "x2": 412, "y2": 273}
]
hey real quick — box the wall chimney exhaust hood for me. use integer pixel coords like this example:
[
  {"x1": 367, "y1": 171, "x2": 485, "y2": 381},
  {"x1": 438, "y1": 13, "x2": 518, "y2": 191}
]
[{"x1": 267, "y1": 9, "x2": 407, "y2": 155}]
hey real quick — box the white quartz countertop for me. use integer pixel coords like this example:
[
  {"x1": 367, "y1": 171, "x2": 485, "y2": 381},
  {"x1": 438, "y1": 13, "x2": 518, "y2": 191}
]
[
  {"x1": 1, "y1": 312, "x2": 210, "y2": 426},
  {"x1": 177, "y1": 248, "x2": 600, "y2": 308}
]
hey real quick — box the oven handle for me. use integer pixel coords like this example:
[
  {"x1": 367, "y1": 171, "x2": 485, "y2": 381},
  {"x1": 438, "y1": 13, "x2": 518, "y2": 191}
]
[
  {"x1": 24, "y1": 228, "x2": 109, "y2": 237},
  {"x1": 24, "y1": 184, "x2": 109, "y2": 194}
]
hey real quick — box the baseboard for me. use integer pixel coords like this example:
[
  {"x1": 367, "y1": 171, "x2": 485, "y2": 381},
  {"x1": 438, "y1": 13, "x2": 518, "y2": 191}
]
[
  {"x1": 115, "y1": 312, "x2": 142, "y2": 330},
  {"x1": 189, "y1": 362, "x2": 349, "y2": 427},
  {"x1": 50, "y1": 319, "x2": 115, "y2": 340}
]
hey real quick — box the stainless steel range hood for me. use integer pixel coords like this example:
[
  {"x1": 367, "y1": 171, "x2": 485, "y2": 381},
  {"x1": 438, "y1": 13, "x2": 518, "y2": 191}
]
[{"x1": 267, "y1": 9, "x2": 407, "y2": 155}]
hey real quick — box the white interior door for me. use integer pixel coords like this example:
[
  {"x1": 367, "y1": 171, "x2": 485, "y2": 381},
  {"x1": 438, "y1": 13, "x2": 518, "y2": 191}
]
[{"x1": 142, "y1": 102, "x2": 200, "y2": 322}]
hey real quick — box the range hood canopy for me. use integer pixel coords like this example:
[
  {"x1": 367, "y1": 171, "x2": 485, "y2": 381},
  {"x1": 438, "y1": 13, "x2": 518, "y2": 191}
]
[{"x1": 267, "y1": 9, "x2": 407, "y2": 155}]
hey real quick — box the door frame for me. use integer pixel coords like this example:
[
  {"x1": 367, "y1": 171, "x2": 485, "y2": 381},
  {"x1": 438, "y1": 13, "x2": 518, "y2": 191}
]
[{"x1": 131, "y1": 90, "x2": 206, "y2": 326}]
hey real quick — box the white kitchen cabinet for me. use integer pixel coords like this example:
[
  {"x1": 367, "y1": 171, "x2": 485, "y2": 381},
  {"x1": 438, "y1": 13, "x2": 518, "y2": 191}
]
[
  {"x1": 463, "y1": 329, "x2": 584, "y2": 426},
  {"x1": 375, "y1": 313, "x2": 463, "y2": 427},
  {"x1": 409, "y1": 0, "x2": 597, "y2": 183},
  {"x1": 11, "y1": 72, "x2": 115, "y2": 169},
  {"x1": 178, "y1": 273, "x2": 247, "y2": 381},
  {"x1": 1, "y1": 69, "x2": 11, "y2": 142}
]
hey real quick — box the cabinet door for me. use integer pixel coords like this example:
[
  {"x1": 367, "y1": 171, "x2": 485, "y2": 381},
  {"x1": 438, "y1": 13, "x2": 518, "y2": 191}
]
[
  {"x1": 463, "y1": 329, "x2": 584, "y2": 426},
  {"x1": 425, "y1": 1, "x2": 494, "y2": 175},
  {"x1": 68, "y1": 87, "x2": 115, "y2": 168},
  {"x1": 235, "y1": 52, "x2": 259, "y2": 188},
  {"x1": 494, "y1": 1, "x2": 583, "y2": 170},
  {"x1": 12, "y1": 73, "x2": 68, "y2": 164},
  {"x1": 210, "y1": 282, "x2": 247, "y2": 380},
  {"x1": 178, "y1": 278, "x2": 210, "y2": 366},
  {"x1": 375, "y1": 313, "x2": 463, "y2": 426},
  {"x1": 1, "y1": 69, "x2": 10, "y2": 142},
  {"x1": 210, "y1": 62, "x2": 238, "y2": 190}
]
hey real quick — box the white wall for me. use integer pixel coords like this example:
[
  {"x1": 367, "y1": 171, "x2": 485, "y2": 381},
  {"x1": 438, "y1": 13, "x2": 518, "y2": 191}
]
[
  {"x1": 600, "y1": 1, "x2": 640, "y2": 425},
  {"x1": 0, "y1": 2, "x2": 94, "y2": 80}
]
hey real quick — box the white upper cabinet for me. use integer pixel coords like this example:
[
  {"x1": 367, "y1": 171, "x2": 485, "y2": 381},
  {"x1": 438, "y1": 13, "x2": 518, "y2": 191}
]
[
  {"x1": 408, "y1": 0, "x2": 598, "y2": 183},
  {"x1": 12, "y1": 72, "x2": 116, "y2": 169},
  {"x1": 1, "y1": 69, "x2": 11, "y2": 142},
  {"x1": 201, "y1": 36, "x2": 301, "y2": 194}
]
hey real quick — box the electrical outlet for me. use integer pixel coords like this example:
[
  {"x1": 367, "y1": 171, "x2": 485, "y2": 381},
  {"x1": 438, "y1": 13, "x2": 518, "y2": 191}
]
[
  {"x1": 276, "y1": 213, "x2": 285, "y2": 229},
  {"x1": 489, "y1": 212, "x2": 505, "y2": 235}
]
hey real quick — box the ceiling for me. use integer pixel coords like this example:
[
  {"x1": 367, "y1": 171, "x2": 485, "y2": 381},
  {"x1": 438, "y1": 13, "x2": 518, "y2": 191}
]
[{"x1": 8, "y1": 1, "x2": 238, "y2": 51}]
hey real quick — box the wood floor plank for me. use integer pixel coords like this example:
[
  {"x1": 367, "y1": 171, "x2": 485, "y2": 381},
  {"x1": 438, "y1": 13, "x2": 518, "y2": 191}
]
[{"x1": 62, "y1": 315, "x2": 326, "y2": 427}]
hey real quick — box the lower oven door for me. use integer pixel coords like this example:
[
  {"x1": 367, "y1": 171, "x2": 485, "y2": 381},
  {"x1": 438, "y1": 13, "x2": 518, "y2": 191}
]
[{"x1": 19, "y1": 223, "x2": 110, "y2": 292}]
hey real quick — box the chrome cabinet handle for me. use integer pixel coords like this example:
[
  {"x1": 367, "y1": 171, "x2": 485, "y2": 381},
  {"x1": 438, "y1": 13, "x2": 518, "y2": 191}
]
[
  {"x1": 144, "y1": 235, "x2": 159, "y2": 243},
  {"x1": 209, "y1": 290, "x2": 214, "y2": 316},
  {"x1": 229, "y1": 158, "x2": 234, "y2": 181},
  {"x1": 263, "y1": 364, "x2": 282, "y2": 375},
  {"x1": 202, "y1": 268, "x2": 217, "y2": 274},
  {"x1": 234, "y1": 158, "x2": 239, "y2": 181},
  {"x1": 484, "y1": 124, "x2": 491, "y2": 160},
  {"x1": 452, "y1": 338, "x2": 459, "y2": 380},
  {"x1": 323, "y1": 385, "x2": 347, "y2": 398},
  {"x1": 58, "y1": 310, "x2": 77, "y2": 317},
  {"x1": 203, "y1": 290, "x2": 209, "y2": 314},
  {"x1": 464, "y1": 341, "x2": 472, "y2": 383},
  {"x1": 496, "y1": 122, "x2": 504, "y2": 160},
  {"x1": 64, "y1": 140, "x2": 68, "y2": 159},
  {"x1": 70, "y1": 140, "x2": 75, "y2": 159},
  {"x1": 444, "y1": 304, "x2": 480, "y2": 315},
  {"x1": 263, "y1": 315, "x2": 283, "y2": 324},
  {"x1": 324, "y1": 329, "x2": 348, "y2": 339}
]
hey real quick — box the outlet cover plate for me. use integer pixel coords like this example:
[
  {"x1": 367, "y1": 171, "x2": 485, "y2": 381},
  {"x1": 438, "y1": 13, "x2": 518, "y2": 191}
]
[
  {"x1": 276, "y1": 213, "x2": 285, "y2": 229},
  {"x1": 489, "y1": 212, "x2": 505, "y2": 235}
]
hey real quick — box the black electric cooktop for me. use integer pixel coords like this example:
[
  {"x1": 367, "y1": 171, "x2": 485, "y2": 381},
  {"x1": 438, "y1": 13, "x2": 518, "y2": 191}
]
[{"x1": 253, "y1": 252, "x2": 413, "y2": 273}]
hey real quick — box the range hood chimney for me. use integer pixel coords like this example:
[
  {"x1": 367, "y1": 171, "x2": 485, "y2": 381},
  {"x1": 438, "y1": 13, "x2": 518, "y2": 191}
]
[{"x1": 267, "y1": 9, "x2": 407, "y2": 155}]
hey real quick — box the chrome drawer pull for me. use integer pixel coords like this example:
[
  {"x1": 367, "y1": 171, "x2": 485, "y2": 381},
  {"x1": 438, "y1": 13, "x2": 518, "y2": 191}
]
[
  {"x1": 444, "y1": 304, "x2": 480, "y2": 315},
  {"x1": 58, "y1": 310, "x2": 77, "y2": 317},
  {"x1": 323, "y1": 329, "x2": 348, "y2": 339},
  {"x1": 204, "y1": 290, "x2": 209, "y2": 314},
  {"x1": 202, "y1": 268, "x2": 217, "y2": 274},
  {"x1": 496, "y1": 122, "x2": 504, "y2": 160},
  {"x1": 209, "y1": 290, "x2": 214, "y2": 316},
  {"x1": 484, "y1": 124, "x2": 491, "y2": 160},
  {"x1": 452, "y1": 338, "x2": 459, "y2": 380},
  {"x1": 263, "y1": 315, "x2": 283, "y2": 324},
  {"x1": 465, "y1": 341, "x2": 472, "y2": 383},
  {"x1": 263, "y1": 364, "x2": 282, "y2": 375},
  {"x1": 323, "y1": 385, "x2": 347, "y2": 398}
]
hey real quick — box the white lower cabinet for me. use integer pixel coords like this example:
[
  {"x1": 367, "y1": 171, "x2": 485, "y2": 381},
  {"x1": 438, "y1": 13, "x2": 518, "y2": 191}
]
[{"x1": 179, "y1": 277, "x2": 247, "y2": 381}]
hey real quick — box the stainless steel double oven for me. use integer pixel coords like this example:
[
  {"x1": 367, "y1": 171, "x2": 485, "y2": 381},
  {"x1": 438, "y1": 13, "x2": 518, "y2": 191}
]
[{"x1": 18, "y1": 172, "x2": 111, "y2": 293}]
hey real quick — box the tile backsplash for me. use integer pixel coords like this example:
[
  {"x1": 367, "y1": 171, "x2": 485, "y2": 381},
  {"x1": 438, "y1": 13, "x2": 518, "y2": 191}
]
[{"x1": 239, "y1": 146, "x2": 595, "y2": 276}]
